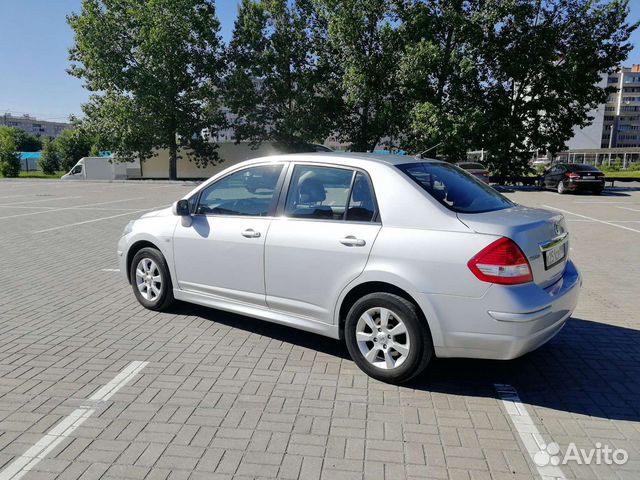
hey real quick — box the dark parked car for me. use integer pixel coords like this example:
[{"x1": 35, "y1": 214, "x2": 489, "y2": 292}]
[
  {"x1": 539, "y1": 163, "x2": 605, "y2": 194},
  {"x1": 456, "y1": 162, "x2": 490, "y2": 183}
]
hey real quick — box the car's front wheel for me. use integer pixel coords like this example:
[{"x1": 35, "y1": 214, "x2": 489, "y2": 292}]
[
  {"x1": 344, "y1": 293, "x2": 433, "y2": 384},
  {"x1": 130, "y1": 247, "x2": 174, "y2": 311}
]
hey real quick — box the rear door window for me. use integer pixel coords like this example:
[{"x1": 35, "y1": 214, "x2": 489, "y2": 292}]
[
  {"x1": 285, "y1": 165, "x2": 354, "y2": 220},
  {"x1": 346, "y1": 172, "x2": 377, "y2": 222},
  {"x1": 397, "y1": 162, "x2": 513, "y2": 214}
]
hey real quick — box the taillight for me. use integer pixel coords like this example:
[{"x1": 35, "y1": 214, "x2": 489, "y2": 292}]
[
  {"x1": 467, "y1": 238, "x2": 533, "y2": 285},
  {"x1": 566, "y1": 173, "x2": 579, "y2": 179}
]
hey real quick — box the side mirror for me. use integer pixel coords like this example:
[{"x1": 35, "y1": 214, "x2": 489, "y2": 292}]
[{"x1": 173, "y1": 199, "x2": 190, "y2": 216}]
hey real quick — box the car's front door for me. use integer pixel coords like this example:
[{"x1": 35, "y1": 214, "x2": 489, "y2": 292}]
[
  {"x1": 264, "y1": 164, "x2": 381, "y2": 323},
  {"x1": 173, "y1": 163, "x2": 285, "y2": 307}
]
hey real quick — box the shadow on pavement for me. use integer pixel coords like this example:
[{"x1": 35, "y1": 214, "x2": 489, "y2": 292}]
[
  {"x1": 171, "y1": 303, "x2": 639, "y2": 422},
  {"x1": 411, "y1": 318, "x2": 640, "y2": 422},
  {"x1": 170, "y1": 302, "x2": 351, "y2": 360}
]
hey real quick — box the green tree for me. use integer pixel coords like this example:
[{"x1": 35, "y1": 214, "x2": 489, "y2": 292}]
[
  {"x1": 225, "y1": 0, "x2": 335, "y2": 151},
  {"x1": 12, "y1": 130, "x2": 43, "y2": 152},
  {"x1": 475, "y1": 0, "x2": 637, "y2": 177},
  {"x1": 56, "y1": 126, "x2": 94, "y2": 171},
  {"x1": 39, "y1": 139, "x2": 61, "y2": 175},
  {"x1": 315, "y1": 0, "x2": 404, "y2": 152},
  {"x1": 0, "y1": 127, "x2": 21, "y2": 178},
  {"x1": 395, "y1": 0, "x2": 484, "y2": 161},
  {"x1": 68, "y1": 0, "x2": 225, "y2": 180}
]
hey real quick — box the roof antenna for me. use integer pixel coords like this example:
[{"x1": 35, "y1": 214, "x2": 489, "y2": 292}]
[{"x1": 415, "y1": 142, "x2": 442, "y2": 160}]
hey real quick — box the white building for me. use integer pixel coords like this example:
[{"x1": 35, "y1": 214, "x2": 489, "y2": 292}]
[{"x1": 0, "y1": 113, "x2": 70, "y2": 139}]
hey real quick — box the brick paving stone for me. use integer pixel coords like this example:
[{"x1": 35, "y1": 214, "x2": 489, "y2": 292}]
[{"x1": 0, "y1": 182, "x2": 638, "y2": 479}]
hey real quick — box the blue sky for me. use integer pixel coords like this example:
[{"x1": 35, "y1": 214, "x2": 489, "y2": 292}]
[{"x1": 1, "y1": 0, "x2": 639, "y2": 122}]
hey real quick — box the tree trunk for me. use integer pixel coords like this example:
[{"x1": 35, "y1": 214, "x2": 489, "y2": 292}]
[{"x1": 168, "y1": 135, "x2": 178, "y2": 181}]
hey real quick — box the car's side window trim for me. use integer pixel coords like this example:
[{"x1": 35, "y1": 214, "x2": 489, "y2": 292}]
[
  {"x1": 193, "y1": 162, "x2": 288, "y2": 218},
  {"x1": 276, "y1": 161, "x2": 381, "y2": 224},
  {"x1": 342, "y1": 170, "x2": 358, "y2": 221}
]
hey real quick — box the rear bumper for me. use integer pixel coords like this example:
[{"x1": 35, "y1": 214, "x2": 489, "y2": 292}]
[
  {"x1": 565, "y1": 179, "x2": 604, "y2": 191},
  {"x1": 427, "y1": 260, "x2": 581, "y2": 360}
]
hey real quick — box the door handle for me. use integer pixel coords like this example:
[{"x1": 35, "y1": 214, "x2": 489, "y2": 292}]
[
  {"x1": 340, "y1": 235, "x2": 366, "y2": 247},
  {"x1": 241, "y1": 229, "x2": 261, "y2": 238}
]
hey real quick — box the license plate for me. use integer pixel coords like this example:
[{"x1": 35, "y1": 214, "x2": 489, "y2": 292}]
[
  {"x1": 543, "y1": 243, "x2": 566, "y2": 269},
  {"x1": 583, "y1": 175, "x2": 595, "y2": 179}
]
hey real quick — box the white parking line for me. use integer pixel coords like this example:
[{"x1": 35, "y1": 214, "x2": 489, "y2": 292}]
[
  {"x1": 33, "y1": 207, "x2": 161, "y2": 233},
  {"x1": 0, "y1": 196, "x2": 82, "y2": 206},
  {"x1": 0, "y1": 198, "x2": 145, "y2": 220},
  {"x1": 101, "y1": 268, "x2": 120, "y2": 272},
  {"x1": 0, "y1": 205, "x2": 57, "y2": 210},
  {"x1": 617, "y1": 206, "x2": 640, "y2": 213},
  {"x1": 495, "y1": 384, "x2": 566, "y2": 480},
  {"x1": 0, "y1": 194, "x2": 34, "y2": 200},
  {"x1": 88, "y1": 361, "x2": 148, "y2": 401},
  {"x1": 541, "y1": 205, "x2": 640, "y2": 234},
  {"x1": 0, "y1": 361, "x2": 148, "y2": 480},
  {"x1": 0, "y1": 205, "x2": 143, "y2": 212},
  {"x1": 573, "y1": 201, "x2": 640, "y2": 204}
]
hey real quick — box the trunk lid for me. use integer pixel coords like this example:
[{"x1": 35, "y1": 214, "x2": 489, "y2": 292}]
[{"x1": 457, "y1": 205, "x2": 568, "y2": 287}]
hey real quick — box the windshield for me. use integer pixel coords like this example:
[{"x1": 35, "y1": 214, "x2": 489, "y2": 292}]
[{"x1": 397, "y1": 162, "x2": 514, "y2": 213}]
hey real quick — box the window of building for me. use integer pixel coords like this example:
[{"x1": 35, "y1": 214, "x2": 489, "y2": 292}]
[{"x1": 608, "y1": 77, "x2": 619, "y2": 83}]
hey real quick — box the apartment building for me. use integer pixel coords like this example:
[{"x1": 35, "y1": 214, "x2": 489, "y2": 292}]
[
  {"x1": 602, "y1": 64, "x2": 640, "y2": 148},
  {"x1": 0, "y1": 113, "x2": 70, "y2": 139}
]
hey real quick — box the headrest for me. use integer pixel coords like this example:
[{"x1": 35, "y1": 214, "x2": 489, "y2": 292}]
[{"x1": 298, "y1": 178, "x2": 326, "y2": 203}]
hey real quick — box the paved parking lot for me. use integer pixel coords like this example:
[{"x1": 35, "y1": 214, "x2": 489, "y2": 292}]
[{"x1": 0, "y1": 179, "x2": 638, "y2": 480}]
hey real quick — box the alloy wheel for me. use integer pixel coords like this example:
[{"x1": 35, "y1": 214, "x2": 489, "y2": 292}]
[
  {"x1": 135, "y1": 258, "x2": 162, "y2": 301},
  {"x1": 355, "y1": 307, "x2": 410, "y2": 369}
]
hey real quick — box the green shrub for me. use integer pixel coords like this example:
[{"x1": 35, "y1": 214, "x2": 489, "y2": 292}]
[
  {"x1": 0, "y1": 152, "x2": 21, "y2": 177},
  {"x1": 628, "y1": 162, "x2": 640, "y2": 171},
  {"x1": 0, "y1": 127, "x2": 21, "y2": 177},
  {"x1": 39, "y1": 140, "x2": 61, "y2": 175}
]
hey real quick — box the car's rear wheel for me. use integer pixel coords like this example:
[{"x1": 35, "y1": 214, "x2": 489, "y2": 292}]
[
  {"x1": 344, "y1": 293, "x2": 432, "y2": 384},
  {"x1": 557, "y1": 180, "x2": 566, "y2": 194},
  {"x1": 130, "y1": 247, "x2": 174, "y2": 311}
]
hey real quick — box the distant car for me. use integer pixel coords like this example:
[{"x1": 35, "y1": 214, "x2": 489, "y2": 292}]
[
  {"x1": 532, "y1": 159, "x2": 551, "y2": 167},
  {"x1": 539, "y1": 163, "x2": 605, "y2": 195},
  {"x1": 119, "y1": 153, "x2": 580, "y2": 384},
  {"x1": 456, "y1": 162, "x2": 490, "y2": 183}
]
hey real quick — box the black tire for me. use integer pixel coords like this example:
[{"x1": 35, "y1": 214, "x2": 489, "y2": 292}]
[
  {"x1": 130, "y1": 247, "x2": 174, "y2": 311},
  {"x1": 593, "y1": 188, "x2": 603, "y2": 195},
  {"x1": 344, "y1": 293, "x2": 433, "y2": 384}
]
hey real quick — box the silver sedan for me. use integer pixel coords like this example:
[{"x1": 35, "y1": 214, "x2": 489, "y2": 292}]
[{"x1": 118, "y1": 153, "x2": 580, "y2": 384}]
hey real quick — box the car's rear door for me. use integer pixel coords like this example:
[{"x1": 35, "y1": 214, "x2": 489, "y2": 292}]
[
  {"x1": 264, "y1": 163, "x2": 381, "y2": 323},
  {"x1": 172, "y1": 163, "x2": 286, "y2": 307}
]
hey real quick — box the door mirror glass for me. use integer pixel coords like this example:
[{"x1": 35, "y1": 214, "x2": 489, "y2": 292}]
[{"x1": 173, "y1": 199, "x2": 190, "y2": 216}]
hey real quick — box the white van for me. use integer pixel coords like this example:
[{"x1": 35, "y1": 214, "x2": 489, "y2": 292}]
[{"x1": 62, "y1": 157, "x2": 128, "y2": 180}]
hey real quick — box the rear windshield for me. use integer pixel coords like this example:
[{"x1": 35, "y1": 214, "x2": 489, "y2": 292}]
[
  {"x1": 566, "y1": 164, "x2": 600, "y2": 172},
  {"x1": 397, "y1": 162, "x2": 514, "y2": 214}
]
